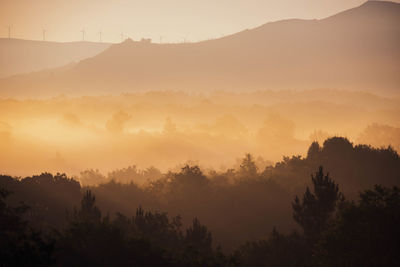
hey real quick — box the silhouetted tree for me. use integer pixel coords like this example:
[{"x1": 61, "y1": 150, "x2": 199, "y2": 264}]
[
  {"x1": 132, "y1": 206, "x2": 183, "y2": 253},
  {"x1": 57, "y1": 191, "x2": 171, "y2": 267},
  {"x1": 292, "y1": 166, "x2": 343, "y2": 241},
  {"x1": 238, "y1": 154, "x2": 258, "y2": 178},
  {"x1": 167, "y1": 165, "x2": 210, "y2": 208},
  {"x1": 307, "y1": 141, "x2": 321, "y2": 159},
  {"x1": 322, "y1": 137, "x2": 353, "y2": 157},
  {"x1": 179, "y1": 218, "x2": 229, "y2": 267},
  {"x1": 0, "y1": 187, "x2": 54, "y2": 266},
  {"x1": 236, "y1": 228, "x2": 308, "y2": 267},
  {"x1": 185, "y1": 218, "x2": 212, "y2": 253},
  {"x1": 0, "y1": 173, "x2": 81, "y2": 229},
  {"x1": 315, "y1": 185, "x2": 400, "y2": 267},
  {"x1": 73, "y1": 190, "x2": 101, "y2": 223}
]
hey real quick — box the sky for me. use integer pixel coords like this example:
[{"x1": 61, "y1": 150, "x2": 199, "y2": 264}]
[{"x1": 0, "y1": 0, "x2": 399, "y2": 43}]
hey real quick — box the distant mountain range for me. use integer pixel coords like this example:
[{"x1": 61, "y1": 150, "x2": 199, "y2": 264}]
[
  {"x1": 0, "y1": 39, "x2": 110, "y2": 78},
  {"x1": 0, "y1": 1, "x2": 399, "y2": 97}
]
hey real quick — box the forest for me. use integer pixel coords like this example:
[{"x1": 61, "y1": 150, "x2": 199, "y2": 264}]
[{"x1": 1, "y1": 136, "x2": 399, "y2": 266}]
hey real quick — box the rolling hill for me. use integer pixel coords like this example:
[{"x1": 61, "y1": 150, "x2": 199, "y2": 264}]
[
  {"x1": 0, "y1": 1, "x2": 399, "y2": 97},
  {"x1": 0, "y1": 39, "x2": 110, "y2": 78}
]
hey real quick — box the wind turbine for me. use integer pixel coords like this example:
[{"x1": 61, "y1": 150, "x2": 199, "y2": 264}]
[
  {"x1": 98, "y1": 31, "x2": 102, "y2": 42},
  {"x1": 7, "y1": 25, "x2": 11, "y2": 39},
  {"x1": 81, "y1": 29, "x2": 85, "y2": 41},
  {"x1": 42, "y1": 29, "x2": 47, "y2": 41}
]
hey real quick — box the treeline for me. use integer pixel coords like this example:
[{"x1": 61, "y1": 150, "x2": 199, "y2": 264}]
[
  {"x1": 1, "y1": 187, "x2": 228, "y2": 266},
  {"x1": 1, "y1": 168, "x2": 399, "y2": 266},
  {"x1": 1, "y1": 137, "x2": 400, "y2": 266}
]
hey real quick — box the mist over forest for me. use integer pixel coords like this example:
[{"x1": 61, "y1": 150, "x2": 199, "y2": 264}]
[
  {"x1": 1, "y1": 90, "x2": 399, "y2": 177},
  {"x1": 1, "y1": 1, "x2": 400, "y2": 266}
]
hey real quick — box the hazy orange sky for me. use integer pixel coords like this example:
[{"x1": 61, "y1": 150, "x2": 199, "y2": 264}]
[{"x1": 1, "y1": 0, "x2": 399, "y2": 43}]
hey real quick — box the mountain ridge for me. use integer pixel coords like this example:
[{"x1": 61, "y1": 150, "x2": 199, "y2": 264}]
[{"x1": 1, "y1": 1, "x2": 399, "y2": 97}]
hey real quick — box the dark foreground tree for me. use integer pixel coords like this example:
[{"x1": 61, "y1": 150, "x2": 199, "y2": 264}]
[
  {"x1": 235, "y1": 228, "x2": 308, "y2": 267},
  {"x1": 292, "y1": 166, "x2": 343, "y2": 241},
  {"x1": 56, "y1": 190, "x2": 231, "y2": 267},
  {"x1": 235, "y1": 166, "x2": 344, "y2": 267},
  {"x1": 179, "y1": 218, "x2": 228, "y2": 267},
  {"x1": 315, "y1": 185, "x2": 400, "y2": 267},
  {"x1": 0, "y1": 187, "x2": 54, "y2": 266},
  {"x1": 56, "y1": 190, "x2": 171, "y2": 267}
]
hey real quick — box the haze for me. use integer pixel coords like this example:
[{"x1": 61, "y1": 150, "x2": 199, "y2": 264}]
[
  {"x1": 1, "y1": 1, "x2": 400, "y2": 265},
  {"x1": 1, "y1": 90, "x2": 399, "y2": 178},
  {"x1": 0, "y1": 0, "x2": 399, "y2": 179}
]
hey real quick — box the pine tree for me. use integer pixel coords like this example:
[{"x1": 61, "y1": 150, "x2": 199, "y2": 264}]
[{"x1": 292, "y1": 166, "x2": 343, "y2": 241}]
